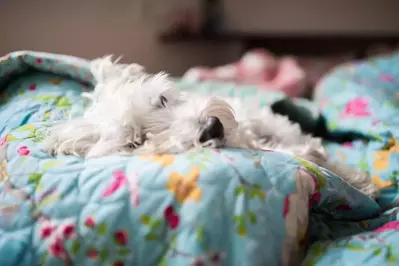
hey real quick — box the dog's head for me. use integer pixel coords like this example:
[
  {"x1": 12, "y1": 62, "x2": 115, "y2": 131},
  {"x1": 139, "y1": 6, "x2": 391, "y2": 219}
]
[
  {"x1": 135, "y1": 94, "x2": 240, "y2": 154},
  {"x1": 46, "y1": 56, "x2": 180, "y2": 158}
]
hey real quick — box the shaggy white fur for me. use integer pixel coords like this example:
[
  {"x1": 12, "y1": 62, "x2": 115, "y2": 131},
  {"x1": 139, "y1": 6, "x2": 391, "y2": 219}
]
[
  {"x1": 43, "y1": 56, "x2": 180, "y2": 157},
  {"x1": 43, "y1": 56, "x2": 379, "y2": 198}
]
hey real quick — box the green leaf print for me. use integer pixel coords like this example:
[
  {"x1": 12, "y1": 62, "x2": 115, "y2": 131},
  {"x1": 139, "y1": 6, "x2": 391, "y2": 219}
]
[
  {"x1": 117, "y1": 248, "x2": 130, "y2": 256},
  {"x1": 248, "y1": 211, "x2": 257, "y2": 224},
  {"x1": 32, "y1": 130, "x2": 45, "y2": 143},
  {"x1": 140, "y1": 215, "x2": 151, "y2": 225},
  {"x1": 250, "y1": 189, "x2": 266, "y2": 200},
  {"x1": 158, "y1": 235, "x2": 177, "y2": 266},
  {"x1": 150, "y1": 218, "x2": 163, "y2": 229},
  {"x1": 55, "y1": 97, "x2": 71, "y2": 108},
  {"x1": 5, "y1": 135, "x2": 16, "y2": 142},
  {"x1": 145, "y1": 232, "x2": 158, "y2": 241},
  {"x1": 359, "y1": 155, "x2": 368, "y2": 172},
  {"x1": 373, "y1": 248, "x2": 382, "y2": 256},
  {"x1": 33, "y1": 95, "x2": 71, "y2": 109},
  {"x1": 39, "y1": 252, "x2": 48, "y2": 266},
  {"x1": 42, "y1": 160, "x2": 61, "y2": 170},
  {"x1": 345, "y1": 244, "x2": 364, "y2": 251},
  {"x1": 235, "y1": 187, "x2": 244, "y2": 196},
  {"x1": 100, "y1": 248, "x2": 109, "y2": 263},
  {"x1": 328, "y1": 121, "x2": 338, "y2": 130},
  {"x1": 233, "y1": 215, "x2": 241, "y2": 223},
  {"x1": 16, "y1": 124, "x2": 36, "y2": 132},
  {"x1": 28, "y1": 173, "x2": 42, "y2": 185},
  {"x1": 71, "y1": 240, "x2": 81, "y2": 256},
  {"x1": 234, "y1": 215, "x2": 246, "y2": 237},
  {"x1": 253, "y1": 184, "x2": 261, "y2": 190},
  {"x1": 296, "y1": 157, "x2": 326, "y2": 188},
  {"x1": 42, "y1": 110, "x2": 51, "y2": 121},
  {"x1": 96, "y1": 223, "x2": 108, "y2": 236},
  {"x1": 196, "y1": 225, "x2": 205, "y2": 243},
  {"x1": 34, "y1": 95, "x2": 56, "y2": 101},
  {"x1": 237, "y1": 221, "x2": 246, "y2": 237},
  {"x1": 303, "y1": 243, "x2": 328, "y2": 266},
  {"x1": 386, "y1": 245, "x2": 398, "y2": 264}
]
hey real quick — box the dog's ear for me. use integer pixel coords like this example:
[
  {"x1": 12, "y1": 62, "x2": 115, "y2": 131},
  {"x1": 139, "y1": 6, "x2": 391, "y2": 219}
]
[{"x1": 90, "y1": 55, "x2": 144, "y2": 84}]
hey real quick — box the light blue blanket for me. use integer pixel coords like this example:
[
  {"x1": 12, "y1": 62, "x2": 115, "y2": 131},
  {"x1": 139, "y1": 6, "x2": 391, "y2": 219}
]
[{"x1": 0, "y1": 51, "x2": 396, "y2": 266}]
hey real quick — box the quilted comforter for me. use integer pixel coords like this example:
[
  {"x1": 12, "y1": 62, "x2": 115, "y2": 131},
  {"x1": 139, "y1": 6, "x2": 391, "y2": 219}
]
[{"x1": 0, "y1": 51, "x2": 398, "y2": 266}]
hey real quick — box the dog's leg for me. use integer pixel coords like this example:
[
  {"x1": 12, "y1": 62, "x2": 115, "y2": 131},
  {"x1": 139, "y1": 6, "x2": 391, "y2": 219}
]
[
  {"x1": 299, "y1": 151, "x2": 379, "y2": 198},
  {"x1": 279, "y1": 142, "x2": 379, "y2": 198},
  {"x1": 321, "y1": 161, "x2": 379, "y2": 198}
]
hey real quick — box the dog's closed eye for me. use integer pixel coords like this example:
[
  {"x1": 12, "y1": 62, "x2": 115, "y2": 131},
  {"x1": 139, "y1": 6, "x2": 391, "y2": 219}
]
[
  {"x1": 125, "y1": 141, "x2": 141, "y2": 149},
  {"x1": 150, "y1": 95, "x2": 169, "y2": 109},
  {"x1": 158, "y1": 95, "x2": 168, "y2": 108}
]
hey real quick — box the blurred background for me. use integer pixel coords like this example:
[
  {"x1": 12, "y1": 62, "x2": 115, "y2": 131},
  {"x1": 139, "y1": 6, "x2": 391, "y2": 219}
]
[{"x1": 1, "y1": 0, "x2": 399, "y2": 95}]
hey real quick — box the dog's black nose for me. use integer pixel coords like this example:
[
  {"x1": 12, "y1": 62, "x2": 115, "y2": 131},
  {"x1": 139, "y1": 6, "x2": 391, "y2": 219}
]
[{"x1": 199, "y1": 116, "x2": 224, "y2": 143}]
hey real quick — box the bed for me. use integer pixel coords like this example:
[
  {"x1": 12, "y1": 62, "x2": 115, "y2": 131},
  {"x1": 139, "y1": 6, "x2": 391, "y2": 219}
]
[{"x1": 0, "y1": 51, "x2": 398, "y2": 266}]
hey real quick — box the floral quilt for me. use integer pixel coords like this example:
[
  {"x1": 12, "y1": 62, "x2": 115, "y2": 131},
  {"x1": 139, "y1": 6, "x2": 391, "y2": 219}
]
[{"x1": 0, "y1": 51, "x2": 397, "y2": 266}]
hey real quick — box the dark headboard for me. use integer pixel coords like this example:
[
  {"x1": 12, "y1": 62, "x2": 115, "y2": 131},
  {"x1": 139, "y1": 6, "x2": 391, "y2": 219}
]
[{"x1": 160, "y1": 32, "x2": 399, "y2": 58}]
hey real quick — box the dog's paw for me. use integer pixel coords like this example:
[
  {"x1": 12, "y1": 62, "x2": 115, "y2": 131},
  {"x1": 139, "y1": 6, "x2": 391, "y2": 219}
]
[
  {"x1": 42, "y1": 136, "x2": 59, "y2": 156},
  {"x1": 353, "y1": 170, "x2": 380, "y2": 198}
]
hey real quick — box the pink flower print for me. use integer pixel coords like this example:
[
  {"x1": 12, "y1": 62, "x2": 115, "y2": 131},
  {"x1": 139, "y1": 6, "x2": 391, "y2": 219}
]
[
  {"x1": 191, "y1": 257, "x2": 206, "y2": 266},
  {"x1": 102, "y1": 170, "x2": 127, "y2": 197},
  {"x1": 341, "y1": 97, "x2": 372, "y2": 118},
  {"x1": 61, "y1": 223, "x2": 76, "y2": 239},
  {"x1": 374, "y1": 221, "x2": 399, "y2": 233},
  {"x1": 343, "y1": 142, "x2": 354, "y2": 148},
  {"x1": 163, "y1": 205, "x2": 180, "y2": 229},
  {"x1": 129, "y1": 173, "x2": 140, "y2": 207},
  {"x1": 112, "y1": 261, "x2": 125, "y2": 266},
  {"x1": 28, "y1": 84, "x2": 37, "y2": 91},
  {"x1": 0, "y1": 135, "x2": 7, "y2": 146},
  {"x1": 36, "y1": 58, "x2": 43, "y2": 64},
  {"x1": 167, "y1": 215, "x2": 180, "y2": 230},
  {"x1": 335, "y1": 203, "x2": 352, "y2": 211},
  {"x1": 310, "y1": 191, "x2": 321, "y2": 203},
  {"x1": 40, "y1": 225, "x2": 54, "y2": 239},
  {"x1": 49, "y1": 238, "x2": 66, "y2": 258},
  {"x1": 114, "y1": 230, "x2": 128, "y2": 246},
  {"x1": 372, "y1": 120, "x2": 381, "y2": 126},
  {"x1": 85, "y1": 216, "x2": 95, "y2": 228},
  {"x1": 379, "y1": 73, "x2": 396, "y2": 83},
  {"x1": 283, "y1": 195, "x2": 290, "y2": 217},
  {"x1": 208, "y1": 251, "x2": 225, "y2": 265},
  {"x1": 17, "y1": 146, "x2": 30, "y2": 156},
  {"x1": 87, "y1": 248, "x2": 98, "y2": 260}
]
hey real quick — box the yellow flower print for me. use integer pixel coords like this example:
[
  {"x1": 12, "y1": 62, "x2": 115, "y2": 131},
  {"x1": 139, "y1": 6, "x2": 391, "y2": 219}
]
[
  {"x1": 337, "y1": 152, "x2": 346, "y2": 161},
  {"x1": 372, "y1": 174, "x2": 393, "y2": 189},
  {"x1": 0, "y1": 160, "x2": 8, "y2": 182},
  {"x1": 374, "y1": 150, "x2": 390, "y2": 171},
  {"x1": 167, "y1": 167, "x2": 202, "y2": 203},
  {"x1": 374, "y1": 137, "x2": 399, "y2": 171},
  {"x1": 140, "y1": 154, "x2": 175, "y2": 166},
  {"x1": 48, "y1": 78, "x2": 63, "y2": 85}
]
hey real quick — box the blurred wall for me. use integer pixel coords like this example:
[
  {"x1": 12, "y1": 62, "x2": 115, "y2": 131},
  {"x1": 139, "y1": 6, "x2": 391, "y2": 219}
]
[
  {"x1": 1, "y1": 0, "x2": 398, "y2": 75},
  {"x1": 0, "y1": 0, "x2": 239, "y2": 75},
  {"x1": 225, "y1": 0, "x2": 399, "y2": 34}
]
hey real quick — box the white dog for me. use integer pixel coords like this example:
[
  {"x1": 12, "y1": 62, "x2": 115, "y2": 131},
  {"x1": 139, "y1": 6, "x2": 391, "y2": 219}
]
[
  {"x1": 43, "y1": 56, "x2": 379, "y2": 198},
  {"x1": 43, "y1": 56, "x2": 180, "y2": 157}
]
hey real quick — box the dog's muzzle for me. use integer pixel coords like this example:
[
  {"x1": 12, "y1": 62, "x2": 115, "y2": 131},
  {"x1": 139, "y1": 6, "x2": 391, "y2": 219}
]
[{"x1": 199, "y1": 116, "x2": 224, "y2": 143}]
